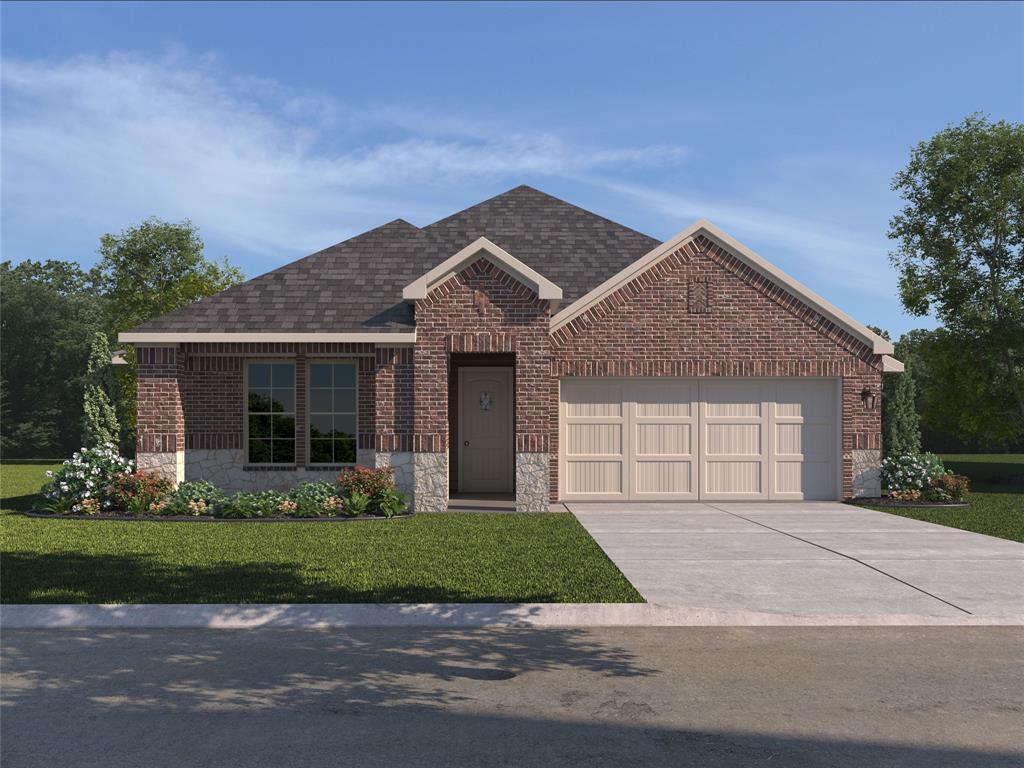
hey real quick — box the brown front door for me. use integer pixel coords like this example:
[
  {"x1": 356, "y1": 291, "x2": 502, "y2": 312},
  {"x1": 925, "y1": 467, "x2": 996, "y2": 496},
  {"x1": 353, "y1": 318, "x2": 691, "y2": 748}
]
[{"x1": 458, "y1": 367, "x2": 513, "y2": 492}]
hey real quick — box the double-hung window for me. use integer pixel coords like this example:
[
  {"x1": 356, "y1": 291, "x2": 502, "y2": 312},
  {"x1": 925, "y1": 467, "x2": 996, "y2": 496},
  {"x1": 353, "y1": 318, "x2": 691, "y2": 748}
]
[
  {"x1": 246, "y1": 362, "x2": 296, "y2": 464},
  {"x1": 308, "y1": 362, "x2": 358, "y2": 465}
]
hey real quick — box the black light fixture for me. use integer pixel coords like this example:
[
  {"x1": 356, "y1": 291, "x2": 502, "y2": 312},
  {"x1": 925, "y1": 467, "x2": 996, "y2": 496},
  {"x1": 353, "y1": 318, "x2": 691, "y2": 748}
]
[{"x1": 861, "y1": 386, "x2": 877, "y2": 410}]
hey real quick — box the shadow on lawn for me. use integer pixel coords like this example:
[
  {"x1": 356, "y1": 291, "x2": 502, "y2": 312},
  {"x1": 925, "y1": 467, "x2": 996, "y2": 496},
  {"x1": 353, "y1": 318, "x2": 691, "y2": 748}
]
[
  {"x1": 0, "y1": 551, "x2": 566, "y2": 604},
  {"x1": 1, "y1": 627, "x2": 1019, "y2": 767}
]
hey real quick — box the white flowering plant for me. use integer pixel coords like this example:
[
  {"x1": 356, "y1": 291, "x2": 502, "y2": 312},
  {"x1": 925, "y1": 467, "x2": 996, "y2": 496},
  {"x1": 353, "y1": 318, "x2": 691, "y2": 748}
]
[
  {"x1": 39, "y1": 443, "x2": 134, "y2": 514},
  {"x1": 880, "y1": 452, "x2": 947, "y2": 494}
]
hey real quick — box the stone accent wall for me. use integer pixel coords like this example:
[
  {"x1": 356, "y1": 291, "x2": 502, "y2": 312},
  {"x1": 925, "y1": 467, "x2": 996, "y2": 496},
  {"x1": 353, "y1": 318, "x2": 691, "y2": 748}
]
[
  {"x1": 137, "y1": 450, "x2": 184, "y2": 485},
  {"x1": 412, "y1": 452, "x2": 448, "y2": 512},
  {"x1": 852, "y1": 449, "x2": 882, "y2": 498},
  {"x1": 515, "y1": 452, "x2": 550, "y2": 511},
  {"x1": 551, "y1": 234, "x2": 884, "y2": 500},
  {"x1": 374, "y1": 451, "x2": 414, "y2": 500},
  {"x1": 184, "y1": 449, "x2": 340, "y2": 492}
]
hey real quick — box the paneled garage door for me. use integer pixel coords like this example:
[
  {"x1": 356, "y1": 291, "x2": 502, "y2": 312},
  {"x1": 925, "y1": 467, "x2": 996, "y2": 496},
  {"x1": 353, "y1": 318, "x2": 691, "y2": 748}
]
[{"x1": 559, "y1": 378, "x2": 838, "y2": 501}]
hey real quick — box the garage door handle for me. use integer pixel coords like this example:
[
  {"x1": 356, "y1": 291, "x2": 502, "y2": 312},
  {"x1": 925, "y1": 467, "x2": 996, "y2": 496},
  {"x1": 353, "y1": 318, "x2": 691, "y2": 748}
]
[{"x1": 464, "y1": 440, "x2": 470, "y2": 446}]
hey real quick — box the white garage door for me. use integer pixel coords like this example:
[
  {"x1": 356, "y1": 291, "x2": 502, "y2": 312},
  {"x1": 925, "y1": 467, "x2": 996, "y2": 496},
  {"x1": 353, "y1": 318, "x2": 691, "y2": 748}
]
[{"x1": 560, "y1": 378, "x2": 838, "y2": 501}]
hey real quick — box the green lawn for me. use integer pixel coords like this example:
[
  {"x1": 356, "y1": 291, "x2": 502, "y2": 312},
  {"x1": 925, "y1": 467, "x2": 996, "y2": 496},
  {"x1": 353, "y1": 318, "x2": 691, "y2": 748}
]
[
  {"x1": 859, "y1": 454, "x2": 1024, "y2": 543},
  {"x1": 0, "y1": 463, "x2": 642, "y2": 604}
]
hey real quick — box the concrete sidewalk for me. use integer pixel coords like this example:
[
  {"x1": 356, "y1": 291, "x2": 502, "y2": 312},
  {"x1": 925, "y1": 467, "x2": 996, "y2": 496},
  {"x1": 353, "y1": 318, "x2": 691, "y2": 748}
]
[{"x1": 570, "y1": 501, "x2": 1024, "y2": 621}]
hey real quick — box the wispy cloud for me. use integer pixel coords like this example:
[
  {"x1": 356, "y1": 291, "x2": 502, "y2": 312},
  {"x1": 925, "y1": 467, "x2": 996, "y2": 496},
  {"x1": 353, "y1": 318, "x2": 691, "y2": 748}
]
[
  {"x1": 592, "y1": 178, "x2": 895, "y2": 298},
  {"x1": 1, "y1": 50, "x2": 688, "y2": 259}
]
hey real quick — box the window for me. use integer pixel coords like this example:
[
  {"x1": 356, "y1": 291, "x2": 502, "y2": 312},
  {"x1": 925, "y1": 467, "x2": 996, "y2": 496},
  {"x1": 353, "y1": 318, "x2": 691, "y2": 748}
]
[
  {"x1": 247, "y1": 362, "x2": 295, "y2": 464},
  {"x1": 309, "y1": 362, "x2": 357, "y2": 464}
]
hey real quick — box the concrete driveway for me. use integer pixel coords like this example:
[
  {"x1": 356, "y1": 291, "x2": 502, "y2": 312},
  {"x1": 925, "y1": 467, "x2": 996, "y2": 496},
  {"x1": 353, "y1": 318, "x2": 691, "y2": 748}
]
[{"x1": 569, "y1": 502, "x2": 1024, "y2": 621}]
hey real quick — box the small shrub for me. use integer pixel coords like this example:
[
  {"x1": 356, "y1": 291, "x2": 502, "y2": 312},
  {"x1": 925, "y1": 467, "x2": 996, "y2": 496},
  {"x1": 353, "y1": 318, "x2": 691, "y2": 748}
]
[
  {"x1": 889, "y1": 488, "x2": 921, "y2": 502},
  {"x1": 338, "y1": 466, "x2": 395, "y2": 499},
  {"x1": 288, "y1": 481, "x2": 341, "y2": 517},
  {"x1": 926, "y1": 473, "x2": 970, "y2": 502},
  {"x1": 344, "y1": 490, "x2": 371, "y2": 516},
  {"x1": 881, "y1": 452, "x2": 946, "y2": 493},
  {"x1": 105, "y1": 471, "x2": 174, "y2": 516},
  {"x1": 374, "y1": 489, "x2": 408, "y2": 518},
  {"x1": 39, "y1": 443, "x2": 134, "y2": 513},
  {"x1": 214, "y1": 491, "x2": 285, "y2": 519},
  {"x1": 170, "y1": 481, "x2": 226, "y2": 515}
]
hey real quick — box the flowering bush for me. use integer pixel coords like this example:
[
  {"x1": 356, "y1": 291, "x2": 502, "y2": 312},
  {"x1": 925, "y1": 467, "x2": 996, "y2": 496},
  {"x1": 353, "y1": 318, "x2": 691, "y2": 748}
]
[
  {"x1": 39, "y1": 444, "x2": 134, "y2": 514},
  {"x1": 287, "y1": 481, "x2": 342, "y2": 517},
  {"x1": 105, "y1": 471, "x2": 174, "y2": 516},
  {"x1": 338, "y1": 466, "x2": 395, "y2": 500},
  {"x1": 922, "y1": 473, "x2": 970, "y2": 503},
  {"x1": 881, "y1": 452, "x2": 947, "y2": 494},
  {"x1": 889, "y1": 489, "x2": 921, "y2": 502},
  {"x1": 169, "y1": 481, "x2": 227, "y2": 516}
]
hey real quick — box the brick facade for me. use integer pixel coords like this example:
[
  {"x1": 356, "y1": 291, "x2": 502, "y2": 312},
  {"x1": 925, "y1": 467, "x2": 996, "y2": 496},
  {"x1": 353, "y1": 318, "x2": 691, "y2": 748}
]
[
  {"x1": 550, "y1": 234, "x2": 882, "y2": 499},
  {"x1": 135, "y1": 236, "x2": 884, "y2": 503}
]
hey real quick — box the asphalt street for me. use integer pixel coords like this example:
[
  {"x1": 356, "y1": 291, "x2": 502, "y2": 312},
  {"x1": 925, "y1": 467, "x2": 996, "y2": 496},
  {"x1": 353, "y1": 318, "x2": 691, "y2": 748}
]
[{"x1": 2, "y1": 626, "x2": 1022, "y2": 767}]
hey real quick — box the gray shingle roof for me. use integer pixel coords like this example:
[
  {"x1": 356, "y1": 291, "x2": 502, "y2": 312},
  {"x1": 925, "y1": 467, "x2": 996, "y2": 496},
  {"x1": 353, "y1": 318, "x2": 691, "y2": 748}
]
[{"x1": 130, "y1": 185, "x2": 661, "y2": 334}]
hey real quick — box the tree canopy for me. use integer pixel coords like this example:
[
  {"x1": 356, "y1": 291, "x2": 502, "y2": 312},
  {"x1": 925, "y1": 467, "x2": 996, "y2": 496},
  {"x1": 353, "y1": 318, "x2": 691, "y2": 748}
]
[{"x1": 889, "y1": 113, "x2": 1024, "y2": 443}]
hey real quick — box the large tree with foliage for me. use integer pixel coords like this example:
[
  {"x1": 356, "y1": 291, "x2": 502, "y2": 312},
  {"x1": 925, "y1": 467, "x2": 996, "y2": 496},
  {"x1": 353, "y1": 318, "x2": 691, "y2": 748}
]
[
  {"x1": 0, "y1": 260, "x2": 105, "y2": 457},
  {"x1": 97, "y1": 218, "x2": 243, "y2": 450},
  {"x1": 889, "y1": 113, "x2": 1024, "y2": 444}
]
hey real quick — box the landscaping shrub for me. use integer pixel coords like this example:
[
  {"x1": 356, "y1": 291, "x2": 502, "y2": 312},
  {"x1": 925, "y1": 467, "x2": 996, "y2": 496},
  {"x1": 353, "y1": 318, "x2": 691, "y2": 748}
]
[
  {"x1": 889, "y1": 489, "x2": 922, "y2": 502},
  {"x1": 214, "y1": 491, "x2": 286, "y2": 519},
  {"x1": 344, "y1": 490, "x2": 371, "y2": 516},
  {"x1": 374, "y1": 489, "x2": 409, "y2": 518},
  {"x1": 881, "y1": 452, "x2": 947, "y2": 493},
  {"x1": 105, "y1": 471, "x2": 174, "y2": 516},
  {"x1": 287, "y1": 481, "x2": 344, "y2": 517},
  {"x1": 923, "y1": 473, "x2": 970, "y2": 502},
  {"x1": 39, "y1": 444, "x2": 134, "y2": 514},
  {"x1": 169, "y1": 480, "x2": 227, "y2": 516},
  {"x1": 338, "y1": 466, "x2": 395, "y2": 499}
]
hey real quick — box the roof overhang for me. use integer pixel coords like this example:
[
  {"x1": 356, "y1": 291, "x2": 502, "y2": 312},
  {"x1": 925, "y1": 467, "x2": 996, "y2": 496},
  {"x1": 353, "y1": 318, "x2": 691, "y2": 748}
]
[
  {"x1": 550, "y1": 219, "x2": 895, "y2": 356},
  {"x1": 881, "y1": 355, "x2": 905, "y2": 373},
  {"x1": 118, "y1": 332, "x2": 416, "y2": 346},
  {"x1": 402, "y1": 236, "x2": 563, "y2": 306}
]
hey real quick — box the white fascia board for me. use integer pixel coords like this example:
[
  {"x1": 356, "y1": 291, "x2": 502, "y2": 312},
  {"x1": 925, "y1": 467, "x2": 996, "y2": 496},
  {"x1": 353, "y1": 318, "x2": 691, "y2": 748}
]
[
  {"x1": 551, "y1": 219, "x2": 895, "y2": 356},
  {"x1": 881, "y1": 355, "x2": 905, "y2": 373},
  {"x1": 402, "y1": 236, "x2": 563, "y2": 301},
  {"x1": 119, "y1": 332, "x2": 416, "y2": 345}
]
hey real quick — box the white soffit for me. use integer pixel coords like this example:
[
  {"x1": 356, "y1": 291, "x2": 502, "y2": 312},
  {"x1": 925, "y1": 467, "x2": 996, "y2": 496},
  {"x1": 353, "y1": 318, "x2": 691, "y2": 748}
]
[
  {"x1": 118, "y1": 332, "x2": 416, "y2": 345},
  {"x1": 881, "y1": 355, "x2": 905, "y2": 373},
  {"x1": 550, "y1": 219, "x2": 895, "y2": 356},
  {"x1": 402, "y1": 236, "x2": 563, "y2": 302}
]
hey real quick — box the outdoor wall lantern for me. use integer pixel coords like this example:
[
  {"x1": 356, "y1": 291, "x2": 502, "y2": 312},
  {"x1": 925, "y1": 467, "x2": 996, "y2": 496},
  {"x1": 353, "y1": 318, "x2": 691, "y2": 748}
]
[{"x1": 860, "y1": 387, "x2": 877, "y2": 410}]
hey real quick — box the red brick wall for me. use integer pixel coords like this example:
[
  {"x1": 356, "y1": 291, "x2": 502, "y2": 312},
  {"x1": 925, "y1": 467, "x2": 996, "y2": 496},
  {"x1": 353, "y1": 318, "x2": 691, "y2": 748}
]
[
  {"x1": 136, "y1": 346, "x2": 185, "y2": 454},
  {"x1": 551, "y1": 234, "x2": 883, "y2": 498},
  {"x1": 414, "y1": 258, "x2": 553, "y2": 454},
  {"x1": 140, "y1": 343, "x2": 381, "y2": 463}
]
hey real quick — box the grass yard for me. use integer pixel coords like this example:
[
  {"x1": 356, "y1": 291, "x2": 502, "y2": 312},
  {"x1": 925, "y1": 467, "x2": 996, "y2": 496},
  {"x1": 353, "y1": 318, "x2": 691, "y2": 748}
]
[
  {"x1": 859, "y1": 454, "x2": 1024, "y2": 543},
  {"x1": 0, "y1": 463, "x2": 642, "y2": 604}
]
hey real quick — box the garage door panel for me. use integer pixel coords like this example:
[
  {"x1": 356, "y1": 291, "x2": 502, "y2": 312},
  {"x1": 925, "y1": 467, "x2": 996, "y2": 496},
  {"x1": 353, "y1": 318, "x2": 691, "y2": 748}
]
[
  {"x1": 566, "y1": 461, "x2": 623, "y2": 495},
  {"x1": 705, "y1": 461, "x2": 762, "y2": 495},
  {"x1": 635, "y1": 423, "x2": 691, "y2": 455},
  {"x1": 567, "y1": 423, "x2": 622, "y2": 455},
  {"x1": 561, "y1": 378, "x2": 837, "y2": 501},
  {"x1": 705, "y1": 423, "x2": 761, "y2": 456},
  {"x1": 635, "y1": 460, "x2": 693, "y2": 495}
]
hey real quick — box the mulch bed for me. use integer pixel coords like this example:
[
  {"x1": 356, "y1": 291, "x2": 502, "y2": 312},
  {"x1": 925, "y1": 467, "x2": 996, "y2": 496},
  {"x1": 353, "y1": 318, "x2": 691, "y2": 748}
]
[
  {"x1": 23, "y1": 511, "x2": 412, "y2": 523},
  {"x1": 852, "y1": 498, "x2": 969, "y2": 509}
]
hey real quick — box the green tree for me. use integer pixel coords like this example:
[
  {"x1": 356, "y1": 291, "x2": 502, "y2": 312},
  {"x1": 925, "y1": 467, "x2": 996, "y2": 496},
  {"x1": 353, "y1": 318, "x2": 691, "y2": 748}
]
[
  {"x1": 97, "y1": 218, "x2": 243, "y2": 450},
  {"x1": 81, "y1": 331, "x2": 120, "y2": 447},
  {"x1": 889, "y1": 113, "x2": 1024, "y2": 444},
  {"x1": 883, "y1": 360, "x2": 921, "y2": 456},
  {"x1": 0, "y1": 260, "x2": 105, "y2": 457}
]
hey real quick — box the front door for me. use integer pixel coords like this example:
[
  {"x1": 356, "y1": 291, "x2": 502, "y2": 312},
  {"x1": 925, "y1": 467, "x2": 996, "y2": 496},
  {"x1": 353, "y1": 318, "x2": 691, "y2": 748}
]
[{"x1": 458, "y1": 367, "x2": 513, "y2": 492}]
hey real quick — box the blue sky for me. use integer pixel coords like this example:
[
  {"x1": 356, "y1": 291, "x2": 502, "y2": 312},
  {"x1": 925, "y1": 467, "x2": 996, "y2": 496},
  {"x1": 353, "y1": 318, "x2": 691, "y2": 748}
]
[{"x1": 2, "y1": 1, "x2": 1021, "y2": 336}]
